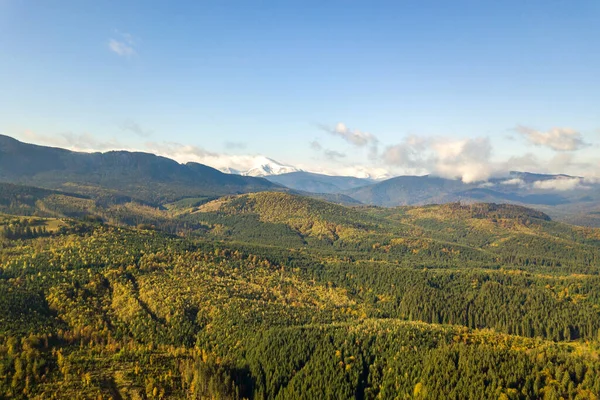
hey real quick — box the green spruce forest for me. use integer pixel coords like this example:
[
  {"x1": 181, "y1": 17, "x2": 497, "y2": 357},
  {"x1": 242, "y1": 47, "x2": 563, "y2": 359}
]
[{"x1": 1, "y1": 182, "x2": 600, "y2": 399}]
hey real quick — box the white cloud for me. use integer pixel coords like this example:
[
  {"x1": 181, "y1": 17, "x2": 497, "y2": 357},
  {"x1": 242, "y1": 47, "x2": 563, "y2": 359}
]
[
  {"x1": 335, "y1": 165, "x2": 391, "y2": 180},
  {"x1": 583, "y1": 161, "x2": 600, "y2": 182},
  {"x1": 108, "y1": 31, "x2": 136, "y2": 57},
  {"x1": 500, "y1": 151, "x2": 598, "y2": 179},
  {"x1": 532, "y1": 177, "x2": 587, "y2": 191},
  {"x1": 382, "y1": 128, "x2": 598, "y2": 183},
  {"x1": 300, "y1": 164, "x2": 392, "y2": 180},
  {"x1": 382, "y1": 136, "x2": 495, "y2": 183},
  {"x1": 320, "y1": 122, "x2": 378, "y2": 147},
  {"x1": 20, "y1": 130, "x2": 124, "y2": 152},
  {"x1": 501, "y1": 153, "x2": 540, "y2": 173},
  {"x1": 144, "y1": 141, "x2": 218, "y2": 163},
  {"x1": 500, "y1": 178, "x2": 526, "y2": 186},
  {"x1": 433, "y1": 138, "x2": 494, "y2": 183},
  {"x1": 515, "y1": 125, "x2": 588, "y2": 151},
  {"x1": 109, "y1": 39, "x2": 135, "y2": 56},
  {"x1": 382, "y1": 135, "x2": 427, "y2": 169}
]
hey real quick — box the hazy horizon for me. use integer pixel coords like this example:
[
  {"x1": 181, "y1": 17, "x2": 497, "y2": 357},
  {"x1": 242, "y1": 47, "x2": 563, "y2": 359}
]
[{"x1": 2, "y1": 1, "x2": 599, "y2": 180}]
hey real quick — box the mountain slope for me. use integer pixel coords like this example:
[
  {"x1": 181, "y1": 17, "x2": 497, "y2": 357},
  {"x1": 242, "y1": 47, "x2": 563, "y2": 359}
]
[
  {"x1": 0, "y1": 135, "x2": 280, "y2": 204},
  {"x1": 191, "y1": 191, "x2": 379, "y2": 245},
  {"x1": 343, "y1": 175, "x2": 472, "y2": 206},
  {"x1": 186, "y1": 192, "x2": 600, "y2": 273},
  {"x1": 265, "y1": 171, "x2": 373, "y2": 194},
  {"x1": 0, "y1": 182, "x2": 96, "y2": 218},
  {"x1": 242, "y1": 156, "x2": 301, "y2": 177}
]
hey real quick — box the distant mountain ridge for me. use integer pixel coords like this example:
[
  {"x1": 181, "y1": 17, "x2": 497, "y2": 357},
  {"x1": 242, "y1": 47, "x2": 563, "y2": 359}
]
[
  {"x1": 216, "y1": 156, "x2": 390, "y2": 180},
  {"x1": 265, "y1": 171, "x2": 374, "y2": 194},
  {"x1": 2, "y1": 134, "x2": 600, "y2": 226},
  {"x1": 341, "y1": 172, "x2": 592, "y2": 208},
  {"x1": 0, "y1": 134, "x2": 280, "y2": 204},
  {"x1": 339, "y1": 172, "x2": 600, "y2": 226}
]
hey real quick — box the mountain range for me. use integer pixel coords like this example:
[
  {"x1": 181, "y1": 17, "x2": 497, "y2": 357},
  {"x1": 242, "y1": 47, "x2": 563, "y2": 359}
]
[
  {"x1": 1, "y1": 134, "x2": 599, "y2": 226},
  {"x1": 0, "y1": 134, "x2": 280, "y2": 204}
]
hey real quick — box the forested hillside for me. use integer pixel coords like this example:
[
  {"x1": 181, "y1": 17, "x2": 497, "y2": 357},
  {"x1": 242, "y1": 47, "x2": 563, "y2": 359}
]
[{"x1": 1, "y1": 188, "x2": 600, "y2": 398}]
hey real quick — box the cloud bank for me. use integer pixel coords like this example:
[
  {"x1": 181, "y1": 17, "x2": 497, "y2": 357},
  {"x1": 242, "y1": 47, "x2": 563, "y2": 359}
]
[
  {"x1": 382, "y1": 136, "x2": 495, "y2": 183},
  {"x1": 532, "y1": 177, "x2": 587, "y2": 191},
  {"x1": 516, "y1": 125, "x2": 588, "y2": 151}
]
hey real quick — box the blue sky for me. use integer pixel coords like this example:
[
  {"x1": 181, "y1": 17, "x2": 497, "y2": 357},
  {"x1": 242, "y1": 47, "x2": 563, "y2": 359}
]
[{"x1": 1, "y1": 0, "x2": 599, "y2": 179}]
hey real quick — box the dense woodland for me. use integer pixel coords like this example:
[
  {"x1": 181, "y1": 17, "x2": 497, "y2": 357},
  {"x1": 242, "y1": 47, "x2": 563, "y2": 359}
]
[{"x1": 1, "y1": 186, "x2": 600, "y2": 398}]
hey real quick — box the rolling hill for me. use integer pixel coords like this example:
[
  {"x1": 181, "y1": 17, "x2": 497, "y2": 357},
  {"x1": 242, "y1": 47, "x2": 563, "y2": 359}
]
[{"x1": 1, "y1": 188, "x2": 600, "y2": 398}]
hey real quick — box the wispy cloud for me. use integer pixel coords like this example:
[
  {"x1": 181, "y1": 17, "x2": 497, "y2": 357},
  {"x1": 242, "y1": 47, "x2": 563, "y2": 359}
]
[
  {"x1": 500, "y1": 178, "x2": 526, "y2": 186},
  {"x1": 515, "y1": 125, "x2": 589, "y2": 151},
  {"x1": 144, "y1": 141, "x2": 278, "y2": 174},
  {"x1": 224, "y1": 141, "x2": 247, "y2": 150},
  {"x1": 144, "y1": 141, "x2": 218, "y2": 162},
  {"x1": 21, "y1": 130, "x2": 124, "y2": 152},
  {"x1": 309, "y1": 140, "x2": 346, "y2": 162},
  {"x1": 120, "y1": 120, "x2": 152, "y2": 137},
  {"x1": 108, "y1": 31, "x2": 136, "y2": 57},
  {"x1": 319, "y1": 122, "x2": 378, "y2": 147},
  {"x1": 533, "y1": 177, "x2": 587, "y2": 191},
  {"x1": 309, "y1": 140, "x2": 322, "y2": 151},
  {"x1": 324, "y1": 149, "x2": 346, "y2": 161}
]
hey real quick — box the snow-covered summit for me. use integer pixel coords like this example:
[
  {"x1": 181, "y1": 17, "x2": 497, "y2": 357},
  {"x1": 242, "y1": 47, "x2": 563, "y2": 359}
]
[
  {"x1": 217, "y1": 156, "x2": 301, "y2": 177},
  {"x1": 218, "y1": 155, "x2": 392, "y2": 180},
  {"x1": 242, "y1": 157, "x2": 301, "y2": 177}
]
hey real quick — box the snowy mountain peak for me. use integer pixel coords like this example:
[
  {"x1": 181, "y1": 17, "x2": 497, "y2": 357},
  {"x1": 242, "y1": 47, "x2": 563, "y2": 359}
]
[
  {"x1": 216, "y1": 156, "x2": 301, "y2": 177},
  {"x1": 216, "y1": 155, "x2": 392, "y2": 179},
  {"x1": 242, "y1": 157, "x2": 301, "y2": 177},
  {"x1": 219, "y1": 166, "x2": 243, "y2": 175}
]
